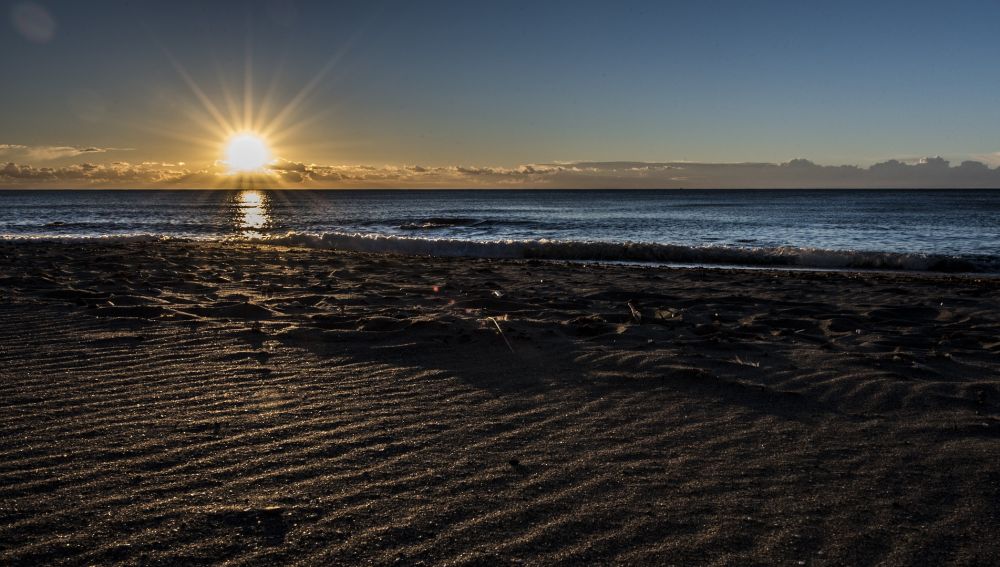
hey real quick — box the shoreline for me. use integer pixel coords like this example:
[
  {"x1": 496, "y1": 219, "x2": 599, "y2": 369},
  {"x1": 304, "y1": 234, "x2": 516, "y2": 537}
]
[
  {"x1": 2, "y1": 235, "x2": 993, "y2": 275},
  {"x1": 1, "y1": 240, "x2": 998, "y2": 564}
]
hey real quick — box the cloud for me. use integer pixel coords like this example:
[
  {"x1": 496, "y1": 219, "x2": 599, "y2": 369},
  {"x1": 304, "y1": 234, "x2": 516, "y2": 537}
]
[
  {"x1": 11, "y1": 2, "x2": 56, "y2": 44},
  {"x1": 0, "y1": 161, "x2": 211, "y2": 186},
  {"x1": 0, "y1": 144, "x2": 133, "y2": 162},
  {"x1": 974, "y1": 152, "x2": 1000, "y2": 168},
  {"x1": 2, "y1": 156, "x2": 1000, "y2": 189}
]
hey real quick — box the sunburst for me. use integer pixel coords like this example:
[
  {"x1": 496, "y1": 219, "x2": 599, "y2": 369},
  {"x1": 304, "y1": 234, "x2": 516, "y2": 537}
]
[
  {"x1": 224, "y1": 133, "x2": 272, "y2": 173},
  {"x1": 138, "y1": 31, "x2": 361, "y2": 189}
]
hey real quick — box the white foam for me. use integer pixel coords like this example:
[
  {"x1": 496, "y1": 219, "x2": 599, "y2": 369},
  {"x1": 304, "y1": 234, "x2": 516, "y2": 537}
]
[
  {"x1": 254, "y1": 231, "x2": 987, "y2": 273},
  {"x1": 1, "y1": 231, "x2": 989, "y2": 273},
  {"x1": 0, "y1": 234, "x2": 172, "y2": 243}
]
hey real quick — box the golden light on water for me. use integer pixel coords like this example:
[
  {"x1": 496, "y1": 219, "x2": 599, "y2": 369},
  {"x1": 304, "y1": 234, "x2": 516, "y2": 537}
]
[{"x1": 236, "y1": 190, "x2": 269, "y2": 237}]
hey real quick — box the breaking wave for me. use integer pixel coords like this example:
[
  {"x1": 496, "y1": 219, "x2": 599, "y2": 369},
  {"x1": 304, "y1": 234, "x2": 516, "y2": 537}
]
[
  {"x1": 254, "y1": 231, "x2": 995, "y2": 273},
  {"x1": 2, "y1": 231, "x2": 994, "y2": 273}
]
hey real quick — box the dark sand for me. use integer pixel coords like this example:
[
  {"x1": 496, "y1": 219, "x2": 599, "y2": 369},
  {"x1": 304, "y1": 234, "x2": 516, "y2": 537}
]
[{"x1": 1, "y1": 240, "x2": 999, "y2": 565}]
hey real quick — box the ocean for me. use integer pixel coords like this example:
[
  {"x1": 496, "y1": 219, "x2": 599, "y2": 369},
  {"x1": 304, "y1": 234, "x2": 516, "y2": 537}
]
[{"x1": 1, "y1": 189, "x2": 998, "y2": 273}]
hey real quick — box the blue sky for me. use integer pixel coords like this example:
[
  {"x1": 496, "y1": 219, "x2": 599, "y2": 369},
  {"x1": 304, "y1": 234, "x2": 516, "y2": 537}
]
[{"x1": 2, "y1": 0, "x2": 1000, "y2": 187}]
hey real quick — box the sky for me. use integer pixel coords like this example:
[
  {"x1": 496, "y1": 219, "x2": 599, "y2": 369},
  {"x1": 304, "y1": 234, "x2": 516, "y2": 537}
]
[{"x1": 2, "y1": 0, "x2": 1000, "y2": 188}]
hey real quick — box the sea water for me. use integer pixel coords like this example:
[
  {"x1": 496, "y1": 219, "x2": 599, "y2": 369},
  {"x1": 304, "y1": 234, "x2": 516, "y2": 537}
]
[{"x1": 1, "y1": 189, "x2": 998, "y2": 273}]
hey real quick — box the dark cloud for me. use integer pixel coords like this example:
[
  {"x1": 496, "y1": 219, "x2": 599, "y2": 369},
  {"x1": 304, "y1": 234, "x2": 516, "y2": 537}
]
[
  {"x1": 0, "y1": 161, "x2": 204, "y2": 185},
  {"x1": 279, "y1": 171, "x2": 304, "y2": 183},
  {"x1": 2, "y1": 157, "x2": 1000, "y2": 188},
  {"x1": 532, "y1": 158, "x2": 1000, "y2": 189},
  {"x1": 2, "y1": 162, "x2": 54, "y2": 179},
  {"x1": 271, "y1": 159, "x2": 308, "y2": 172}
]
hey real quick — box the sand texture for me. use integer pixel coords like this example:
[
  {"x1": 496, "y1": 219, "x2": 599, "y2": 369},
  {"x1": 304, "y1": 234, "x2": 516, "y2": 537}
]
[{"x1": 1, "y1": 241, "x2": 999, "y2": 565}]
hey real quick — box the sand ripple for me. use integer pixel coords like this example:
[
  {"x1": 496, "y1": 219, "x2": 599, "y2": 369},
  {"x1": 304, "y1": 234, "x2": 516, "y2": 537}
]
[{"x1": 1, "y1": 241, "x2": 998, "y2": 565}]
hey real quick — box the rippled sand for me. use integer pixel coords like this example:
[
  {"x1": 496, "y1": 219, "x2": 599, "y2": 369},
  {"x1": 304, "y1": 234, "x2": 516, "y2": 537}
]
[{"x1": 1, "y1": 241, "x2": 998, "y2": 565}]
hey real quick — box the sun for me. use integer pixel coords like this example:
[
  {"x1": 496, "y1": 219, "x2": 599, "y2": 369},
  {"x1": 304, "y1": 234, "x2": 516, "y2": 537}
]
[{"x1": 224, "y1": 133, "x2": 272, "y2": 173}]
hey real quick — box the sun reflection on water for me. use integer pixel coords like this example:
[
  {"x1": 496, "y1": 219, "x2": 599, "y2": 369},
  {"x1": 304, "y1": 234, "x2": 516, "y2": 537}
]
[{"x1": 236, "y1": 190, "x2": 269, "y2": 237}]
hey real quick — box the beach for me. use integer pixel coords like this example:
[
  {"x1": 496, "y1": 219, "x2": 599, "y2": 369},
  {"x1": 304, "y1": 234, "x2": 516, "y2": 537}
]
[{"x1": 1, "y1": 239, "x2": 998, "y2": 565}]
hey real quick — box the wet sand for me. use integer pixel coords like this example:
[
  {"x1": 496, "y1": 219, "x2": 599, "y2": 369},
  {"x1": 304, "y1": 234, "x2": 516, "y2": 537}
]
[{"x1": 1, "y1": 240, "x2": 998, "y2": 565}]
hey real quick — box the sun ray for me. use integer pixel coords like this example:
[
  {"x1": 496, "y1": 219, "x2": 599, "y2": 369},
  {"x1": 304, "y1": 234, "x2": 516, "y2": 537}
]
[
  {"x1": 266, "y1": 106, "x2": 337, "y2": 147},
  {"x1": 135, "y1": 15, "x2": 386, "y2": 190},
  {"x1": 211, "y1": 48, "x2": 244, "y2": 134},
  {"x1": 257, "y1": 49, "x2": 289, "y2": 137},
  {"x1": 244, "y1": 29, "x2": 254, "y2": 132},
  {"x1": 160, "y1": 46, "x2": 232, "y2": 137},
  {"x1": 218, "y1": 74, "x2": 244, "y2": 133},
  {"x1": 259, "y1": 16, "x2": 375, "y2": 138}
]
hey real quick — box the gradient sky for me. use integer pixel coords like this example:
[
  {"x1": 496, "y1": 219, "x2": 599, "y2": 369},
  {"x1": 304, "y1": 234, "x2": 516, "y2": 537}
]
[{"x1": 3, "y1": 0, "x2": 1000, "y2": 188}]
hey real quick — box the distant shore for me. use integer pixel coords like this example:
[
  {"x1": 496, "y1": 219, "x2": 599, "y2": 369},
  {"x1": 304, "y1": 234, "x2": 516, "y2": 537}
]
[{"x1": 1, "y1": 240, "x2": 998, "y2": 564}]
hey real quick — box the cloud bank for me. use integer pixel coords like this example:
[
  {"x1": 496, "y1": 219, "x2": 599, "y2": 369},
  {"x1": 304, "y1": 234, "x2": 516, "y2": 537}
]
[
  {"x1": 0, "y1": 144, "x2": 132, "y2": 162},
  {"x1": 2, "y1": 156, "x2": 1000, "y2": 189}
]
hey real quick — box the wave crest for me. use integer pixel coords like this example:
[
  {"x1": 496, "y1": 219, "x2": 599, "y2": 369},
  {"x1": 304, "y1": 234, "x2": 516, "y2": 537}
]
[
  {"x1": 256, "y1": 231, "x2": 990, "y2": 273},
  {"x1": 1, "y1": 231, "x2": 990, "y2": 273}
]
